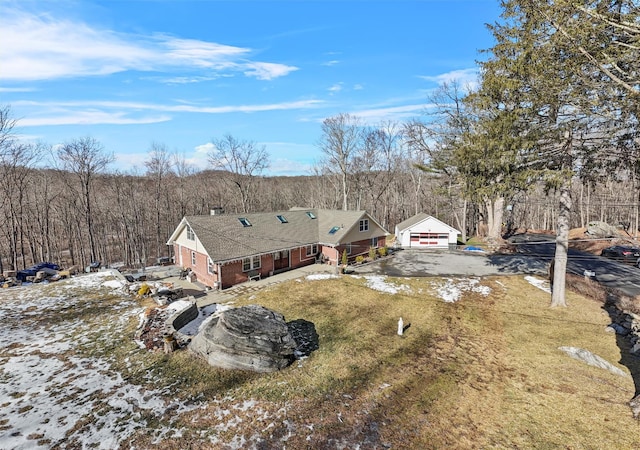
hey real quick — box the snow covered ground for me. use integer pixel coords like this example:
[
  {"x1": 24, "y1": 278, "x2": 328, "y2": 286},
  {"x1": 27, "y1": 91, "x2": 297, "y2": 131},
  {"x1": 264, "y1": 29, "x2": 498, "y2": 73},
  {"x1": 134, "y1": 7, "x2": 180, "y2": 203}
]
[
  {"x1": 0, "y1": 272, "x2": 197, "y2": 449},
  {"x1": 525, "y1": 275, "x2": 552, "y2": 293},
  {"x1": 0, "y1": 272, "x2": 268, "y2": 449},
  {"x1": 0, "y1": 269, "x2": 497, "y2": 448}
]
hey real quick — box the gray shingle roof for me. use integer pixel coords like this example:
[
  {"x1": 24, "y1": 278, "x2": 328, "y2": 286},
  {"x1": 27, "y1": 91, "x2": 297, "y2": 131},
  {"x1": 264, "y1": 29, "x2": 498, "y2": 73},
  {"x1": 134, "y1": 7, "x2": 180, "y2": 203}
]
[
  {"x1": 177, "y1": 209, "x2": 379, "y2": 262},
  {"x1": 395, "y1": 212, "x2": 431, "y2": 232}
]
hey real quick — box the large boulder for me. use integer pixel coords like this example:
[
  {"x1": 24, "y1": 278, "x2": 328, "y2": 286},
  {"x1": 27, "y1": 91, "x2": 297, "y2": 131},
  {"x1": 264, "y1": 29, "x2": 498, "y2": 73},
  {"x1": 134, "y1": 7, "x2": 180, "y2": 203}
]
[
  {"x1": 586, "y1": 221, "x2": 619, "y2": 238},
  {"x1": 189, "y1": 304, "x2": 298, "y2": 372}
]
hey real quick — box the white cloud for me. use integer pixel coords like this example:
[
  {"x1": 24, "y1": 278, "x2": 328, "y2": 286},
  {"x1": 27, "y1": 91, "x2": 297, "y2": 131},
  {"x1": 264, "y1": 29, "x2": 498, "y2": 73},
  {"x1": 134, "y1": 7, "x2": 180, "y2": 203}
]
[
  {"x1": 419, "y1": 68, "x2": 479, "y2": 89},
  {"x1": 267, "y1": 158, "x2": 313, "y2": 176},
  {"x1": 349, "y1": 104, "x2": 433, "y2": 123},
  {"x1": 328, "y1": 83, "x2": 343, "y2": 94},
  {"x1": 353, "y1": 84, "x2": 364, "y2": 90},
  {"x1": 19, "y1": 111, "x2": 172, "y2": 126},
  {"x1": 13, "y1": 99, "x2": 324, "y2": 127},
  {"x1": 0, "y1": 7, "x2": 298, "y2": 82},
  {"x1": 243, "y1": 62, "x2": 299, "y2": 80},
  {"x1": 194, "y1": 142, "x2": 215, "y2": 154},
  {"x1": 0, "y1": 87, "x2": 36, "y2": 93},
  {"x1": 322, "y1": 60, "x2": 340, "y2": 67}
]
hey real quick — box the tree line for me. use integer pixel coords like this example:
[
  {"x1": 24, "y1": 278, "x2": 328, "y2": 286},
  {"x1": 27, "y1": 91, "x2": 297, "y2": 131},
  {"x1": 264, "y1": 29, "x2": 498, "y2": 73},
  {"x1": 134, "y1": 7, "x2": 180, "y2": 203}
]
[{"x1": 2, "y1": 1, "x2": 639, "y2": 307}]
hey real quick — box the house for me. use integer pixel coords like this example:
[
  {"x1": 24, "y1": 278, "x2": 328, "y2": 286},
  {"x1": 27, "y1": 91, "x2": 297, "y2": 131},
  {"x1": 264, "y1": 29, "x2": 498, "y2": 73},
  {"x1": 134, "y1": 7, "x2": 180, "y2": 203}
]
[
  {"x1": 166, "y1": 209, "x2": 389, "y2": 289},
  {"x1": 394, "y1": 213, "x2": 460, "y2": 249}
]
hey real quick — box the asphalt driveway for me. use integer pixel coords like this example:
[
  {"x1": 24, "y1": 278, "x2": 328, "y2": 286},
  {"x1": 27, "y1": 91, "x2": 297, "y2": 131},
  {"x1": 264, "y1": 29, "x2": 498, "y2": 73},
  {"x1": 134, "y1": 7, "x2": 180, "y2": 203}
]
[
  {"x1": 352, "y1": 248, "x2": 549, "y2": 278},
  {"x1": 354, "y1": 244, "x2": 640, "y2": 298}
]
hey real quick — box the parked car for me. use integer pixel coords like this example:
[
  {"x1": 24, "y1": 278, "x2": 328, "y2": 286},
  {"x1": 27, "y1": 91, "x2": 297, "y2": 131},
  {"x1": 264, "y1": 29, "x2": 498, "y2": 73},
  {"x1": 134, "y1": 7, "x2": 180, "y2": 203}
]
[
  {"x1": 600, "y1": 245, "x2": 640, "y2": 266},
  {"x1": 16, "y1": 262, "x2": 60, "y2": 282}
]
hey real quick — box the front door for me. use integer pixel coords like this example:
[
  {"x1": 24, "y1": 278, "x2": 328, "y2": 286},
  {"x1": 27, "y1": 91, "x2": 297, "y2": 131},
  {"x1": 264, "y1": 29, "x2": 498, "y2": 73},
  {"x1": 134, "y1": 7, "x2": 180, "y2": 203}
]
[{"x1": 273, "y1": 250, "x2": 290, "y2": 272}]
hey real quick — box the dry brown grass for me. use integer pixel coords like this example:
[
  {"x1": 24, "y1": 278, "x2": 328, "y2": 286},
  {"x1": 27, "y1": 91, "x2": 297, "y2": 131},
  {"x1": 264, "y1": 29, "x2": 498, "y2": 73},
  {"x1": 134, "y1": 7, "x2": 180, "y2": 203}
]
[{"x1": 122, "y1": 274, "x2": 640, "y2": 449}]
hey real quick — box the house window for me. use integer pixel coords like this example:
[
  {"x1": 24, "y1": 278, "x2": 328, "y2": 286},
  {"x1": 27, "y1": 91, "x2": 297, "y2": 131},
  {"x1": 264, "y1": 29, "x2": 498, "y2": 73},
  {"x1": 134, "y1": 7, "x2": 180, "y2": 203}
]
[
  {"x1": 208, "y1": 258, "x2": 215, "y2": 274},
  {"x1": 191, "y1": 251, "x2": 196, "y2": 266},
  {"x1": 242, "y1": 255, "x2": 261, "y2": 272},
  {"x1": 346, "y1": 243, "x2": 352, "y2": 255},
  {"x1": 371, "y1": 237, "x2": 378, "y2": 248},
  {"x1": 328, "y1": 226, "x2": 340, "y2": 235},
  {"x1": 238, "y1": 217, "x2": 252, "y2": 227},
  {"x1": 186, "y1": 225, "x2": 195, "y2": 241},
  {"x1": 306, "y1": 211, "x2": 316, "y2": 219},
  {"x1": 306, "y1": 244, "x2": 318, "y2": 256},
  {"x1": 359, "y1": 219, "x2": 369, "y2": 232},
  {"x1": 276, "y1": 215, "x2": 288, "y2": 223}
]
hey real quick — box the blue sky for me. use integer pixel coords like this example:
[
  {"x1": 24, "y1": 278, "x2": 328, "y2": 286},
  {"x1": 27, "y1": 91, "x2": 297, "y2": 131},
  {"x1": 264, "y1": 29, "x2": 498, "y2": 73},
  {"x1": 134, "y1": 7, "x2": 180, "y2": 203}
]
[{"x1": 0, "y1": 0, "x2": 501, "y2": 176}]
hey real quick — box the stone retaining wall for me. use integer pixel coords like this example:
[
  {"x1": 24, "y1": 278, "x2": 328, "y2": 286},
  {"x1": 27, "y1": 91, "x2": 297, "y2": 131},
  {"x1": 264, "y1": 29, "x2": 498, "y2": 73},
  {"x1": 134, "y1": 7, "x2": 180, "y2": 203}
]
[
  {"x1": 165, "y1": 296, "x2": 198, "y2": 346},
  {"x1": 605, "y1": 304, "x2": 640, "y2": 355}
]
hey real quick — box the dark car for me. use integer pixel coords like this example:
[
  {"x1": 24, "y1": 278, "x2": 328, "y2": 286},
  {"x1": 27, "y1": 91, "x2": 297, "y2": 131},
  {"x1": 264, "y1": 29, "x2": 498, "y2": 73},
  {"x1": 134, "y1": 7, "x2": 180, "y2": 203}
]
[
  {"x1": 600, "y1": 245, "x2": 640, "y2": 266},
  {"x1": 16, "y1": 262, "x2": 60, "y2": 282}
]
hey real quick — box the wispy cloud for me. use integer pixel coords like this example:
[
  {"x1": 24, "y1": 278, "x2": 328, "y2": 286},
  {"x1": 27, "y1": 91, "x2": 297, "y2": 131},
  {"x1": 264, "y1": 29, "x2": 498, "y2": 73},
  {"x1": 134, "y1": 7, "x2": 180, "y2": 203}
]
[
  {"x1": 0, "y1": 6, "x2": 298, "y2": 82},
  {"x1": 20, "y1": 112, "x2": 172, "y2": 127},
  {"x1": 0, "y1": 87, "x2": 37, "y2": 93},
  {"x1": 419, "y1": 68, "x2": 479, "y2": 89},
  {"x1": 322, "y1": 60, "x2": 340, "y2": 67},
  {"x1": 350, "y1": 104, "x2": 434, "y2": 123},
  {"x1": 328, "y1": 83, "x2": 343, "y2": 94},
  {"x1": 13, "y1": 99, "x2": 324, "y2": 126}
]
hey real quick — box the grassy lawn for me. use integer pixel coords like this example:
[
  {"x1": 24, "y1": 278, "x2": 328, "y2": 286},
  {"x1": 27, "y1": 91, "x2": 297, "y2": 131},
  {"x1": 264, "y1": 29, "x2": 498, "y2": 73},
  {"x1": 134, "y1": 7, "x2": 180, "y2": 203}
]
[{"x1": 124, "y1": 274, "x2": 638, "y2": 448}]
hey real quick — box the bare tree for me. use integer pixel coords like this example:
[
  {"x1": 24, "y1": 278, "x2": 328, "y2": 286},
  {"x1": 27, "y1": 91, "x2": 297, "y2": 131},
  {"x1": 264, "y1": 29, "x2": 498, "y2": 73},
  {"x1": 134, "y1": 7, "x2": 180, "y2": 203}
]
[
  {"x1": 172, "y1": 153, "x2": 197, "y2": 218},
  {"x1": 0, "y1": 107, "x2": 46, "y2": 270},
  {"x1": 58, "y1": 137, "x2": 114, "y2": 265},
  {"x1": 208, "y1": 134, "x2": 270, "y2": 213},
  {"x1": 317, "y1": 113, "x2": 364, "y2": 211},
  {"x1": 145, "y1": 142, "x2": 173, "y2": 259}
]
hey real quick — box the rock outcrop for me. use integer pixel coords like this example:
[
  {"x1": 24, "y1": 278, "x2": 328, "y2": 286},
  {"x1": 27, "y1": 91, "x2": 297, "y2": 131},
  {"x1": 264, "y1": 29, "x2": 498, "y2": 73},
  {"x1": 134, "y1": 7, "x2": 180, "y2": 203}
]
[
  {"x1": 586, "y1": 221, "x2": 620, "y2": 238},
  {"x1": 189, "y1": 304, "x2": 298, "y2": 372}
]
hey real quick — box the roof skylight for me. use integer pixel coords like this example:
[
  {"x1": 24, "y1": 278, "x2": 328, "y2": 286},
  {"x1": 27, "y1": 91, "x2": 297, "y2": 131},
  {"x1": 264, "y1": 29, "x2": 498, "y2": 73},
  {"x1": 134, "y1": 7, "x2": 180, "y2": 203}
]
[{"x1": 328, "y1": 226, "x2": 340, "y2": 235}]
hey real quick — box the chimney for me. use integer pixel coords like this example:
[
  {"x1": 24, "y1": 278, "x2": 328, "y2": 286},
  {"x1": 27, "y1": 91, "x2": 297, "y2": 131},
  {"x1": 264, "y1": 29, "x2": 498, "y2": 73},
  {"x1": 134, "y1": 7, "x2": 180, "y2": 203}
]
[{"x1": 210, "y1": 206, "x2": 225, "y2": 216}]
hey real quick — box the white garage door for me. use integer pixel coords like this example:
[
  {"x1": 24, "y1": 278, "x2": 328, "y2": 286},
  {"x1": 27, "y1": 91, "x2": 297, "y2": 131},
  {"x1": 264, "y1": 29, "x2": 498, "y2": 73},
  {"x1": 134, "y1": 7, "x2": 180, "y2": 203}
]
[{"x1": 409, "y1": 233, "x2": 449, "y2": 247}]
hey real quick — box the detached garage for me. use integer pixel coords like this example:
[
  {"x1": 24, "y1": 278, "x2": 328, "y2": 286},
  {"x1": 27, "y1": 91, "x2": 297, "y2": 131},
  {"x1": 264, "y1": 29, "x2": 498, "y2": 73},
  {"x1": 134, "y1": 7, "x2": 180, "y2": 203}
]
[{"x1": 394, "y1": 213, "x2": 461, "y2": 249}]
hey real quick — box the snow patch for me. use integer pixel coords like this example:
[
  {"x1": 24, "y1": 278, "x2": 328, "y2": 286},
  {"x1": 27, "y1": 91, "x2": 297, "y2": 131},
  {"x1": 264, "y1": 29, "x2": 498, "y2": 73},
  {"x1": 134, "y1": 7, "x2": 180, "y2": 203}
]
[
  {"x1": 525, "y1": 275, "x2": 552, "y2": 293},
  {"x1": 306, "y1": 273, "x2": 339, "y2": 281},
  {"x1": 362, "y1": 275, "x2": 410, "y2": 295},
  {"x1": 431, "y1": 278, "x2": 491, "y2": 303}
]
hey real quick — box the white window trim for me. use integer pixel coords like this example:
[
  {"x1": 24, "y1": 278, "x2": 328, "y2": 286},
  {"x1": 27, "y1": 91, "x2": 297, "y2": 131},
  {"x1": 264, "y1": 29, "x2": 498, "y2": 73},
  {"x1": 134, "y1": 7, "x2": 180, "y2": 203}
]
[
  {"x1": 371, "y1": 237, "x2": 378, "y2": 248},
  {"x1": 208, "y1": 258, "x2": 215, "y2": 274},
  {"x1": 186, "y1": 225, "x2": 195, "y2": 241},
  {"x1": 346, "y1": 243, "x2": 352, "y2": 255},
  {"x1": 242, "y1": 256, "x2": 261, "y2": 272},
  {"x1": 191, "y1": 251, "x2": 196, "y2": 266},
  {"x1": 305, "y1": 244, "x2": 318, "y2": 256},
  {"x1": 359, "y1": 219, "x2": 369, "y2": 232}
]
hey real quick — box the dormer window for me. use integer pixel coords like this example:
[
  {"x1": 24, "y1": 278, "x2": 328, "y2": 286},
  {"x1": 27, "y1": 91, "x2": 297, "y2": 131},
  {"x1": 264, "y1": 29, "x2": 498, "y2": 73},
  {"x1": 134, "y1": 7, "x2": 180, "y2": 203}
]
[
  {"x1": 238, "y1": 217, "x2": 252, "y2": 227},
  {"x1": 306, "y1": 211, "x2": 316, "y2": 219},
  {"x1": 328, "y1": 226, "x2": 340, "y2": 235},
  {"x1": 186, "y1": 225, "x2": 195, "y2": 241},
  {"x1": 276, "y1": 215, "x2": 288, "y2": 223}
]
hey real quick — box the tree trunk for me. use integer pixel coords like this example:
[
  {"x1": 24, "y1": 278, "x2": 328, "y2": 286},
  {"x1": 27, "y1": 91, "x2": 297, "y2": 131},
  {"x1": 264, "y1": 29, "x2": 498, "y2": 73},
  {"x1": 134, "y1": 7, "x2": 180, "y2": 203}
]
[
  {"x1": 484, "y1": 196, "x2": 505, "y2": 242},
  {"x1": 551, "y1": 180, "x2": 571, "y2": 307}
]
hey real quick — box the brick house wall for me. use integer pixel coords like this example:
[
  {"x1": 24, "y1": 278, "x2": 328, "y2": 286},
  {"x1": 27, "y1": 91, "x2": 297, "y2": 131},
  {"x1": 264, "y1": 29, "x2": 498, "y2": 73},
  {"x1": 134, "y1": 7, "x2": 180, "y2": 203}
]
[
  {"x1": 173, "y1": 243, "x2": 220, "y2": 288},
  {"x1": 336, "y1": 236, "x2": 387, "y2": 263}
]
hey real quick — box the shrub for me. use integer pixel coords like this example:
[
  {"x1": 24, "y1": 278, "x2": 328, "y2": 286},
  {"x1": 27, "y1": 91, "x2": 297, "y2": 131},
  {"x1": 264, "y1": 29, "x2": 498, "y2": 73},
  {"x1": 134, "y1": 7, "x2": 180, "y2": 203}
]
[
  {"x1": 378, "y1": 246, "x2": 388, "y2": 257},
  {"x1": 341, "y1": 249, "x2": 348, "y2": 266},
  {"x1": 355, "y1": 255, "x2": 365, "y2": 264},
  {"x1": 368, "y1": 247, "x2": 377, "y2": 260}
]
